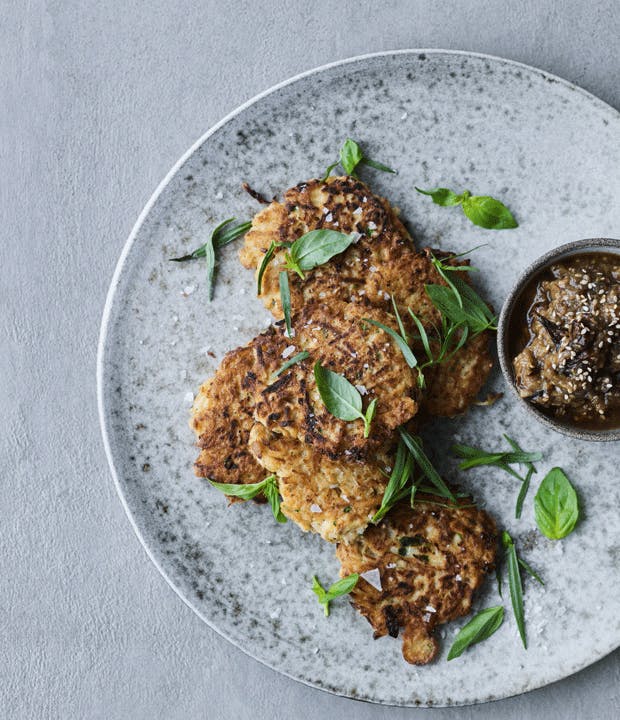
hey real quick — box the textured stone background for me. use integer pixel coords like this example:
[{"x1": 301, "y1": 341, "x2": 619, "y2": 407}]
[{"x1": 2, "y1": 1, "x2": 619, "y2": 718}]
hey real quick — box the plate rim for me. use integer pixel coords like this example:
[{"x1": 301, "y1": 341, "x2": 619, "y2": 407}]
[{"x1": 96, "y1": 48, "x2": 620, "y2": 707}]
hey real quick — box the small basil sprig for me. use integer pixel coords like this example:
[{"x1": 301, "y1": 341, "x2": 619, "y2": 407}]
[
  {"x1": 312, "y1": 573, "x2": 359, "y2": 616},
  {"x1": 452, "y1": 434, "x2": 541, "y2": 518},
  {"x1": 313, "y1": 361, "x2": 377, "y2": 438},
  {"x1": 209, "y1": 475, "x2": 286, "y2": 523},
  {"x1": 271, "y1": 351, "x2": 309, "y2": 380},
  {"x1": 279, "y1": 271, "x2": 293, "y2": 337},
  {"x1": 500, "y1": 531, "x2": 543, "y2": 649},
  {"x1": 534, "y1": 468, "x2": 579, "y2": 540},
  {"x1": 447, "y1": 606, "x2": 504, "y2": 660},
  {"x1": 284, "y1": 229, "x2": 360, "y2": 279},
  {"x1": 170, "y1": 219, "x2": 251, "y2": 301},
  {"x1": 257, "y1": 229, "x2": 356, "y2": 293},
  {"x1": 324, "y1": 138, "x2": 396, "y2": 180},
  {"x1": 415, "y1": 187, "x2": 518, "y2": 230}
]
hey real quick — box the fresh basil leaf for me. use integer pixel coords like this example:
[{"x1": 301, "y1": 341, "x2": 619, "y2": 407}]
[
  {"x1": 362, "y1": 317, "x2": 418, "y2": 369},
  {"x1": 285, "y1": 229, "x2": 359, "y2": 278},
  {"x1": 313, "y1": 361, "x2": 363, "y2": 422},
  {"x1": 502, "y1": 531, "x2": 526, "y2": 648},
  {"x1": 362, "y1": 157, "x2": 396, "y2": 174},
  {"x1": 312, "y1": 573, "x2": 359, "y2": 616},
  {"x1": 426, "y1": 281, "x2": 496, "y2": 335},
  {"x1": 271, "y1": 351, "x2": 309, "y2": 379},
  {"x1": 257, "y1": 241, "x2": 278, "y2": 295},
  {"x1": 415, "y1": 186, "x2": 465, "y2": 207},
  {"x1": 447, "y1": 606, "x2": 504, "y2": 660},
  {"x1": 416, "y1": 185, "x2": 518, "y2": 229},
  {"x1": 461, "y1": 195, "x2": 518, "y2": 230},
  {"x1": 339, "y1": 138, "x2": 364, "y2": 175},
  {"x1": 210, "y1": 475, "x2": 286, "y2": 524},
  {"x1": 262, "y1": 477, "x2": 287, "y2": 523},
  {"x1": 279, "y1": 270, "x2": 292, "y2": 338},
  {"x1": 534, "y1": 467, "x2": 579, "y2": 540},
  {"x1": 398, "y1": 428, "x2": 455, "y2": 501}
]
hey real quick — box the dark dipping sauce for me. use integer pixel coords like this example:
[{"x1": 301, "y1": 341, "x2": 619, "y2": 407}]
[{"x1": 510, "y1": 252, "x2": 620, "y2": 430}]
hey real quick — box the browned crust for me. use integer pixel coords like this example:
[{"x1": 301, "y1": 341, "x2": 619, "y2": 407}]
[{"x1": 336, "y1": 497, "x2": 498, "y2": 664}]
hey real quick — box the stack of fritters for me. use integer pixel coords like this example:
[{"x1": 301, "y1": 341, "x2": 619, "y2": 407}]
[{"x1": 191, "y1": 175, "x2": 497, "y2": 662}]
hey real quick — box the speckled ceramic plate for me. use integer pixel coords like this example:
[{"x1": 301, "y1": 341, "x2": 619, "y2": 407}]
[{"x1": 98, "y1": 50, "x2": 620, "y2": 707}]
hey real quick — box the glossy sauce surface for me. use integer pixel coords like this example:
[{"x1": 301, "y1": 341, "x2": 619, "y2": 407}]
[{"x1": 510, "y1": 252, "x2": 620, "y2": 430}]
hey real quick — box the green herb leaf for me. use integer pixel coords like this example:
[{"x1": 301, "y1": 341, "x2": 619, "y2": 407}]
[
  {"x1": 322, "y1": 161, "x2": 339, "y2": 182},
  {"x1": 285, "y1": 229, "x2": 359, "y2": 278},
  {"x1": 209, "y1": 475, "x2": 286, "y2": 524},
  {"x1": 257, "y1": 241, "x2": 278, "y2": 295},
  {"x1": 362, "y1": 157, "x2": 396, "y2": 174},
  {"x1": 312, "y1": 573, "x2": 359, "y2": 616},
  {"x1": 452, "y1": 444, "x2": 542, "y2": 470},
  {"x1": 447, "y1": 606, "x2": 504, "y2": 660},
  {"x1": 271, "y1": 351, "x2": 309, "y2": 379},
  {"x1": 534, "y1": 467, "x2": 579, "y2": 540},
  {"x1": 425, "y1": 278, "x2": 497, "y2": 335},
  {"x1": 502, "y1": 531, "x2": 526, "y2": 648},
  {"x1": 170, "y1": 218, "x2": 250, "y2": 300},
  {"x1": 515, "y1": 467, "x2": 534, "y2": 520},
  {"x1": 170, "y1": 219, "x2": 251, "y2": 261},
  {"x1": 324, "y1": 138, "x2": 396, "y2": 179},
  {"x1": 461, "y1": 195, "x2": 518, "y2": 230},
  {"x1": 362, "y1": 318, "x2": 418, "y2": 369},
  {"x1": 339, "y1": 138, "x2": 364, "y2": 175},
  {"x1": 372, "y1": 438, "x2": 415, "y2": 523},
  {"x1": 416, "y1": 186, "x2": 518, "y2": 230},
  {"x1": 518, "y1": 557, "x2": 544, "y2": 586},
  {"x1": 314, "y1": 361, "x2": 376, "y2": 437},
  {"x1": 279, "y1": 270, "x2": 292, "y2": 337},
  {"x1": 398, "y1": 428, "x2": 456, "y2": 501},
  {"x1": 363, "y1": 398, "x2": 378, "y2": 438},
  {"x1": 415, "y1": 186, "x2": 465, "y2": 206}
]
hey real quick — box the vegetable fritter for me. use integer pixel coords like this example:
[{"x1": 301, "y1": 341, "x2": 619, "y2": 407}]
[
  {"x1": 336, "y1": 497, "x2": 497, "y2": 664},
  {"x1": 253, "y1": 300, "x2": 421, "y2": 462},
  {"x1": 240, "y1": 176, "x2": 493, "y2": 417},
  {"x1": 249, "y1": 423, "x2": 393, "y2": 543}
]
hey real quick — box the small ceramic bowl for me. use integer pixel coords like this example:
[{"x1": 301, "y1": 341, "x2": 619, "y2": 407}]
[{"x1": 497, "y1": 237, "x2": 620, "y2": 441}]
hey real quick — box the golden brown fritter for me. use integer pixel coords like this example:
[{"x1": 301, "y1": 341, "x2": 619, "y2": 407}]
[
  {"x1": 240, "y1": 176, "x2": 493, "y2": 417},
  {"x1": 253, "y1": 300, "x2": 421, "y2": 462},
  {"x1": 239, "y1": 175, "x2": 413, "y2": 319},
  {"x1": 249, "y1": 423, "x2": 392, "y2": 543},
  {"x1": 191, "y1": 325, "x2": 288, "y2": 486},
  {"x1": 336, "y1": 497, "x2": 497, "y2": 664}
]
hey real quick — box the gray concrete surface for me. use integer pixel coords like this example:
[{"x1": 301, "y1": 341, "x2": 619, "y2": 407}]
[{"x1": 2, "y1": 1, "x2": 619, "y2": 718}]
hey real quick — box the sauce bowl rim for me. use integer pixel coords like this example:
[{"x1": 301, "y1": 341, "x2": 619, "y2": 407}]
[{"x1": 497, "y1": 237, "x2": 620, "y2": 442}]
